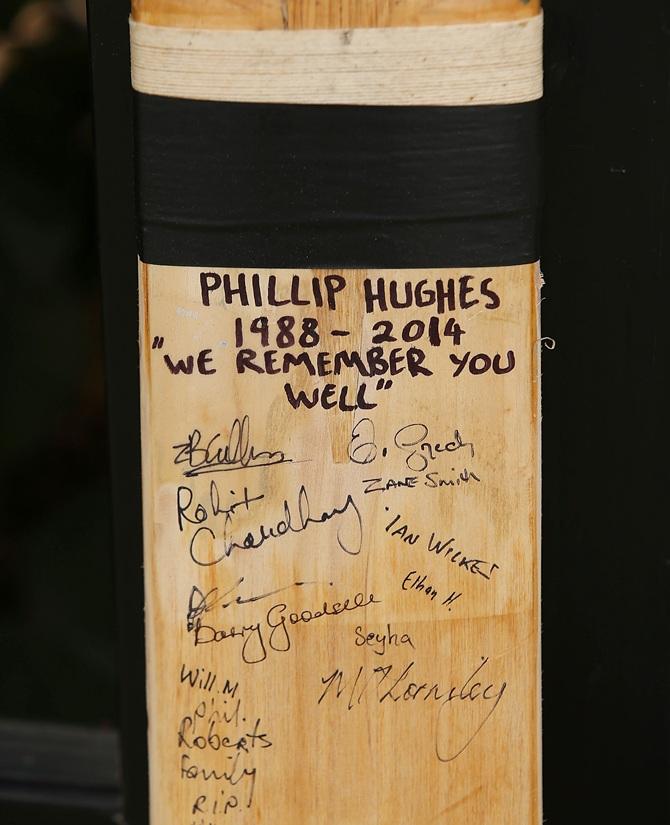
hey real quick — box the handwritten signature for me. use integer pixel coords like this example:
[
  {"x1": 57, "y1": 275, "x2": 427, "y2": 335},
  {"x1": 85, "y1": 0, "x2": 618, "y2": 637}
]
[
  {"x1": 318, "y1": 657, "x2": 506, "y2": 762},
  {"x1": 188, "y1": 590, "x2": 380, "y2": 664},
  {"x1": 178, "y1": 481, "x2": 363, "y2": 565},
  {"x1": 349, "y1": 418, "x2": 475, "y2": 473},
  {"x1": 186, "y1": 579, "x2": 316, "y2": 631},
  {"x1": 173, "y1": 415, "x2": 293, "y2": 477}
]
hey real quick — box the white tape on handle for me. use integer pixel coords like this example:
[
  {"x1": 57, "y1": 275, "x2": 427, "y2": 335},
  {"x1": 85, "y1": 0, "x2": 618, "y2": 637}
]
[{"x1": 130, "y1": 13, "x2": 543, "y2": 106}]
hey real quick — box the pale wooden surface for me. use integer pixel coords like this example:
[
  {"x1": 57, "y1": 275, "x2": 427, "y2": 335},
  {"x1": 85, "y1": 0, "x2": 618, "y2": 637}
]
[
  {"x1": 131, "y1": 0, "x2": 540, "y2": 29},
  {"x1": 139, "y1": 264, "x2": 541, "y2": 824},
  {"x1": 135, "y1": 2, "x2": 541, "y2": 823}
]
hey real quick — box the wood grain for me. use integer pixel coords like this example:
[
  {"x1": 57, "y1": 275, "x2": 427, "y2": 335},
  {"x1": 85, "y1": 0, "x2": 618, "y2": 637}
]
[
  {"x1": 134, "y1": 3, "x2": 542, "y2": 824},
  {"x1": 139, "y1": 264, "x2": 542, "y2": 824},
  {"x1": 131, "y1": 0, "x2": 540, "y2": 29}
]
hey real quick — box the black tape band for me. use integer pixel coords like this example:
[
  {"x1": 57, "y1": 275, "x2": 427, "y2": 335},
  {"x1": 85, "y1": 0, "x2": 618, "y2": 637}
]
[{"x1": 135, "y1": 93, "x2": 540, "y2": 267}]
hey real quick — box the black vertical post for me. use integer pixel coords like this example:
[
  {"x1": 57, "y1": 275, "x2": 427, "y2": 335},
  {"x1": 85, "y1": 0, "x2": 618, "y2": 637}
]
[
  {"x1": 87, "y1": 2, "x2": 148, "y2": 823},
  {"x1": 542, "y1": 1, "x2": 669, "y2": 822}
]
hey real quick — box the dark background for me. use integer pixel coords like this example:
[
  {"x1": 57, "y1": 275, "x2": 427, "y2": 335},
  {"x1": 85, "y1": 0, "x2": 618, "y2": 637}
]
[
  {"x1": 1, "y1": 0, "x2": 668, "y2": 822},
  {"x1": 542, "y1": 3, "x2": 669, "y2": 822},
  {"x1": 0, "y1": 0, "x2": 115, "y2": 727}
]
